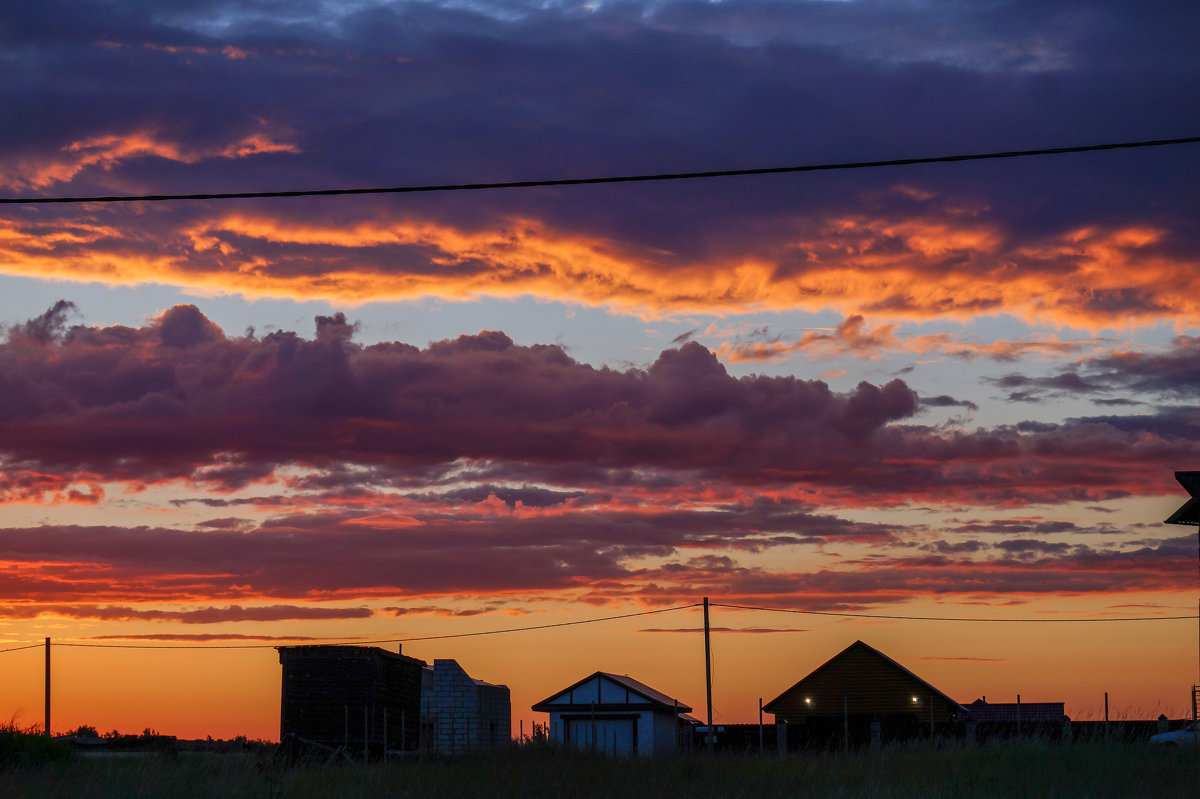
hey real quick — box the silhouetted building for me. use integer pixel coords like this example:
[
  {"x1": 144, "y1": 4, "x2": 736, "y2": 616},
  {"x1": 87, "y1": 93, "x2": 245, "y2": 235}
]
[
  {"x1": 420, "y1": 658, "x2": 511, "y2": 753},
  {"x1": 764, "y1": 640, "x2": 968, "y2": 748},
  {"x1": 532, "y1": 671, "x2": 693, "y2": 756},
  {"x1": 964, "y1": 697, "x2": 1066, "y2": 723},
  {"x1": 278, "y1": 645, "x2": 425, "y2": 756},
  {"x1": 766, "y1": 640, "x2": 966, "y2": 723}
]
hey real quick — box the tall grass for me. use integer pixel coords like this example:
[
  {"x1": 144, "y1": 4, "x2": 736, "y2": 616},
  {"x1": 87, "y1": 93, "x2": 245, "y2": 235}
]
[
  {"x1": 0, "y1": 742, "x2": 1195, "y2": 799},
  {"x1": 0, "y1": 722, "x2": 73, "y2": 769}
]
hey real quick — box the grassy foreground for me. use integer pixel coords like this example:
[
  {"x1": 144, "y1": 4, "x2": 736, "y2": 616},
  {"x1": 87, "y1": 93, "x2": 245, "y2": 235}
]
[{"x1": 1, "y1": 743, "x2": 1196, "y2": 799}]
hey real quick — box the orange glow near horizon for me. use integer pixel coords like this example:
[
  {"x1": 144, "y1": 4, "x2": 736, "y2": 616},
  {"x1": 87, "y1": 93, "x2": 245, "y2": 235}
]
[{"x1": 2, "y1": 593, "x2": 1195, "y2": 740}]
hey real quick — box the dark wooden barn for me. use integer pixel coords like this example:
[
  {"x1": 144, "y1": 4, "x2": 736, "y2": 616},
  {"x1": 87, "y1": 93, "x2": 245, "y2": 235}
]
[
  {"x1": 278, "y1": 645, "x2": 425, "y2": 756},
  {"x1": 764, "y1": 640, "x2": 968, "y2": 748}
]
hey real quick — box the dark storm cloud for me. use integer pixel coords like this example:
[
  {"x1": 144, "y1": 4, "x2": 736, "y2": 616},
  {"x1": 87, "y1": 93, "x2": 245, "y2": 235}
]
[
  {"x1": 0, "y1": 517, "x2": 1190, "y2": 605},
  {"x1": 427, "y1": 484, "x2": 587, "y2": 508},
  {"x1": 8, "y1": 2, "x2": 1198, "y2": 186},
  {"x1": 995, "y1": 392, "x2": 1200, "y2": 443},
  {"x1": 920, "y1": 394, "x2": 979, "y2": 411},
  {"x1": 0, "y1": 498, "x2": 902, "y2": 601},
  {"x1": 996, "y1": 336, "x2": 1200, "y2": 403},
  {"x1": 380, "y1": 605, "x2": 499, "y2": 618},
  {"x1": 947, "y1": 519, "x2": 1108, "y2": 536},
  {"x1": 0, "y1": 304, "x2": 1196, "y2": 505},
  {"x1": 993, "y1": 538, "x2": 1074, "y2": 557},
  {"x1": 0, "y1": 304, "x2": 924, "y2": 490},
  {"x1": 0, "y1": 603, "x2": 373, "y2": 623},
  {"x1": 573, "y1": 534, "x2": 1197, "y2": 607},
  {"x1": 2, "y1": 2, "x2": 1198, "y2": 325}
]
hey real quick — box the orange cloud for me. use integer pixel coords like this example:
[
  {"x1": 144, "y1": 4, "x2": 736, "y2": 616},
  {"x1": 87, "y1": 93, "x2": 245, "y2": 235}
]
[
  {"x1": 780, "y1": 217, "x2": 1200, "y2": 328},
  {"x1": 1, "y1": 206, "x2": 1197, "y2": 331},
  {"x1": 1, "y1": 129, "x2": 298, "y2": 190},
  {"x1": 173, "y1": 212, "x2": 1200, "y2": 329},
  {"x1": 0, "y1": 468, "x2": 105, "y2": 505}
]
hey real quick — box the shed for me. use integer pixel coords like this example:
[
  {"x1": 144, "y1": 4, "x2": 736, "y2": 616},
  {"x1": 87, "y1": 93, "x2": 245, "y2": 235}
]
[
  {"x1": 532, "y1": 671, "x2": 692, "y2": 756},
  {"x1": 420, "y1": 659, "x2": 511, "y2": 753},
  {"x1": 764, "y1": 640, "x2": 967, "y2": 727},
  {"x1": 278, "y1": 645, "x2": 425, "y2": 755}
]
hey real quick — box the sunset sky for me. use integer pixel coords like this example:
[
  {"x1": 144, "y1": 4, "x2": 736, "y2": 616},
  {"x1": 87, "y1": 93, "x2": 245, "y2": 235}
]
[{"x1": 2, "y1": 0, "x2": 1199, "y2": 741}]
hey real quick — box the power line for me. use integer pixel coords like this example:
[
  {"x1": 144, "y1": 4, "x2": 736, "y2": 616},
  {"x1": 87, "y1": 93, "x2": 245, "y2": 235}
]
[
  {"x1": 2, "y1": 136, "x2": 1197, "y2": 206},
  {"x1": 711, "y1": 602, "x2": 1200, "y2": 623},
  {"x1": 44, "y1": 603, "x2": 701, "y2": 650},
  {"x1": 5, "y1": 598, "x2": 1195, "y2": 654},
  {"x1": 377, "y1": 603, "x2": 700, "y2": 644},
  {"x1": 49, "y1": 639, "x2": 370, "y2": 651}
]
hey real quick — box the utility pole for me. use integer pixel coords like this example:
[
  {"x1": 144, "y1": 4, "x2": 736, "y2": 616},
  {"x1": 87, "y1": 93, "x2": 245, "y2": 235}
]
[
  {"x1": 703, "y1": 596, "x2": 714, "y2": 752},
  {"x1": 44, "y1": 637, "x2": 50, "y2": 737},
  {"x1": 758, "y1": 698, "x2": 764, "y2": 753}
]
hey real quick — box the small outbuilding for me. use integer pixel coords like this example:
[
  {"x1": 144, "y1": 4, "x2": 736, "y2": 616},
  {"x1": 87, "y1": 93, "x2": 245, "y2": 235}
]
[
  {"x1": 532, "y1": 671, "x2": 693, "y2": 756},
  {"x1": 420, "y1": 659, "x2": 511, "y2": 753}
]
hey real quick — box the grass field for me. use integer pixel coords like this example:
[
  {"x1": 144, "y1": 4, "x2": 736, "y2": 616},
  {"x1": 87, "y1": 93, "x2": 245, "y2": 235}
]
[{"x1": 1, "y1": 742, "x2": 1197, "y2": 799}]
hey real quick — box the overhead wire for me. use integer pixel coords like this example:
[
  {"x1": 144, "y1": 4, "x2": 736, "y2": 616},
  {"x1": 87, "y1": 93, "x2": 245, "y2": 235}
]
[
  {"x1": 39, "y1": 603, "x2": 702, "y2": 650},
  {"x1": 710, "y1": 601, "x2": 1200, "y2": 623},
  {"x1": 4, "y1": 598, "x2": 1195, "y2": 654},
  {"x1": 1, "y1": 136, "x2": 1197, "y2": 206}
]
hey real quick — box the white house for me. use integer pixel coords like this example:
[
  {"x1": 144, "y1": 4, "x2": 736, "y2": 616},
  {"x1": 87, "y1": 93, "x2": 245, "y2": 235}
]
[{"x1": 531, "y1": 671, "x2": 694, "y2": 756}]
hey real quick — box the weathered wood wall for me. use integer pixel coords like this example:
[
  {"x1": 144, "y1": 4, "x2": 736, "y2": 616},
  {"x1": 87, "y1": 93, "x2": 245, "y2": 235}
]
[{"x1": 278, "y1": 645, "x2": 424, "y2": 754}]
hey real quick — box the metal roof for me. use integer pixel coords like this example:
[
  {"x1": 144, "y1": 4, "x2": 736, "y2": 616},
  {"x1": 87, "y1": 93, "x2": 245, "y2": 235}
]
[{"x1": 531, "y1": 670, "x2": 692, "y2": 712}]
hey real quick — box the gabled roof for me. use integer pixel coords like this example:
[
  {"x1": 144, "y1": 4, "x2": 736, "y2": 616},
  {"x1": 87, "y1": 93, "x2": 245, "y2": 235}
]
[
  {"x1": 602, "y1": 673, "x2": 687, "y2": 708},
  {"x1": 763, "y1": 640, "x2": 965, "y2": 715},
  {"x1": 531, "y1": 671, "x2": 692, "y2": 713},
  {"x1": 1165, "y1": 471, "x2": 1200, "y2": 525}
]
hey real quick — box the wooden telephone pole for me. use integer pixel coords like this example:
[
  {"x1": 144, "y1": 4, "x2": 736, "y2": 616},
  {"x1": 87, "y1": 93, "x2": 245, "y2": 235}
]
[
  {"x1": 703, "y1": 597, "x2": 714, "y2": 751},
  {"x1": 44, "y1": 637, "x2": 50, "y2": 737}
]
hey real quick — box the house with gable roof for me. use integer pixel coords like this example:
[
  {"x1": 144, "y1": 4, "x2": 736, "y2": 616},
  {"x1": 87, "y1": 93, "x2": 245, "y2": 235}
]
[
  {"x1": 764, "y1": 640, "x2": 969, "y2": 747},
  {"x1": 532, "y1": 671, "x2": 695, "y2": 756}
]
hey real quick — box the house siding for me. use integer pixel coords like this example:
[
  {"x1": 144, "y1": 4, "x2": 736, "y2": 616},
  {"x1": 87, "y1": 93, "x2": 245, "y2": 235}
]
[{"x1": 533, "y1": 672, "x2": 691, "y2": 757}]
